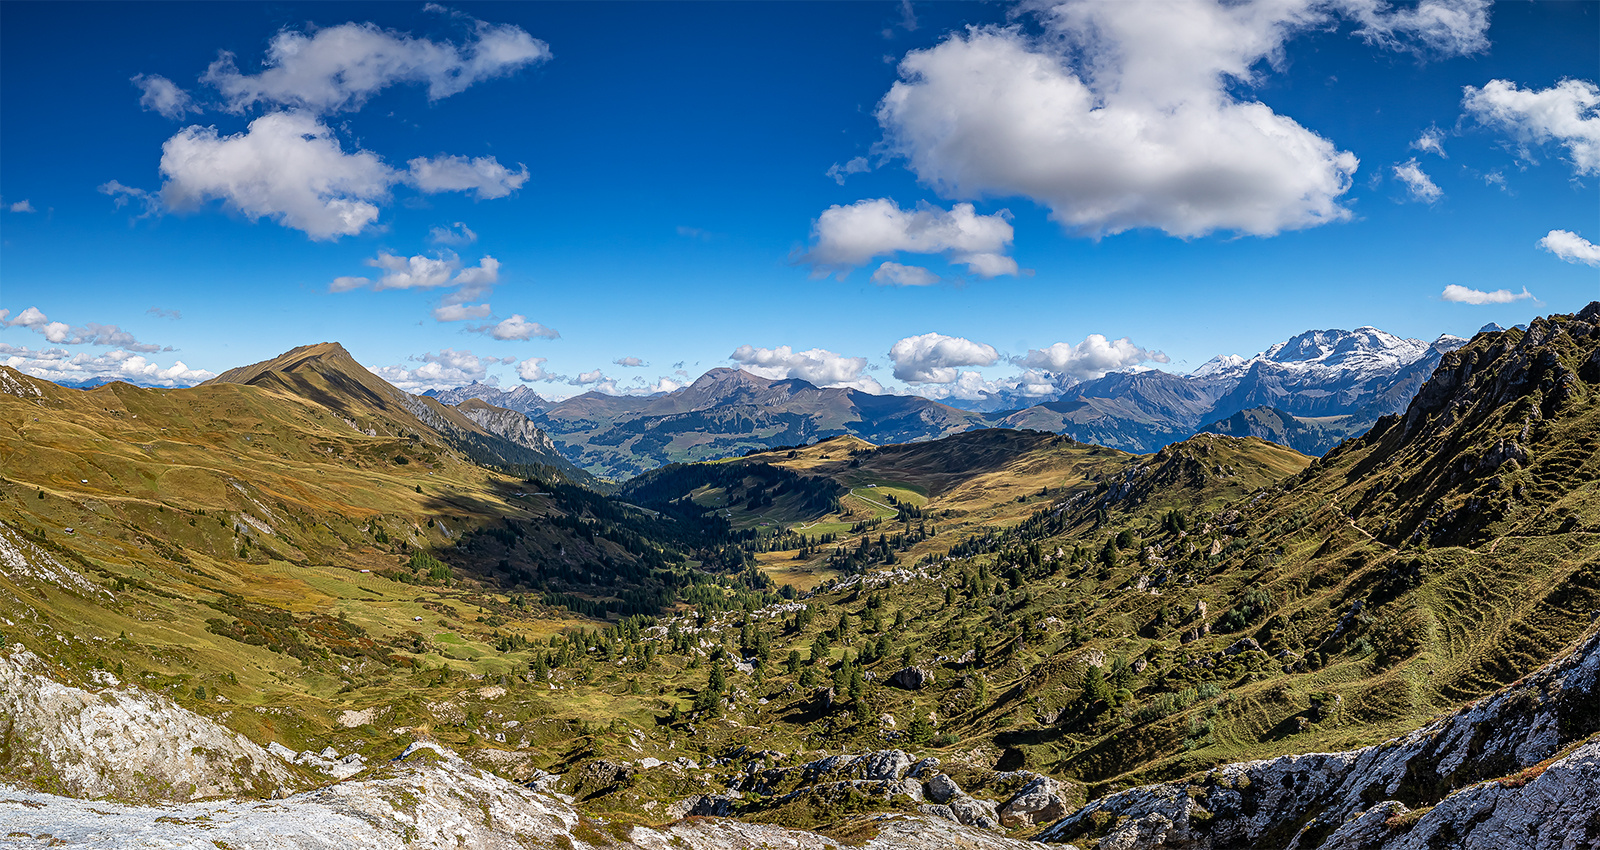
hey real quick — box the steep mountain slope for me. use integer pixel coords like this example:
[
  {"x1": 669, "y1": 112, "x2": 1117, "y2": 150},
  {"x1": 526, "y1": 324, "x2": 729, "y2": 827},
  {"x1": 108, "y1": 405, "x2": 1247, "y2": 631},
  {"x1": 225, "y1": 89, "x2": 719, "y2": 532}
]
[
  {"x1": 1039, "y1": 624, "x2": 1600, "y2": 848},
  {"x1": 0, "y1": 345, "x2": 754, "y2": 786},
  {"x1": 583, "y1": 305, "x2": 1598, "y2": 835},
  {"x1": 997, "y1": 371, "x2": 1221, "y2": 452},
  {"x1": 455, "y1": 397, "x2": 565, "y2": 459},
  {"x1": 206, "y1": 342, "x2": 580, "y2": 478},
  {"x1": 1197, "y1": 406, "x2": 1367, "y2": 456}
]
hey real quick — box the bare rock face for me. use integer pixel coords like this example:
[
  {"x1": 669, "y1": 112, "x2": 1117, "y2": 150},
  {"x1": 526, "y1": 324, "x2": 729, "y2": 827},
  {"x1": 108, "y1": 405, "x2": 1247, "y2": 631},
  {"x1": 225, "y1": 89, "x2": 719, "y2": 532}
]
[
  {"x1": 1316, "y1": 739, "x2": 1600, "y2": 850},
  {"x1": 0, "y1": 646, "x2": 296, "y2": 801},
  {"x1": 857, "y1": 750, "x2": 914, "y2": 782},
  {"x1": 0, "y1": 520, "x2": 106, "y2": 597},
  {"x1": 1038, "y1": 626, "x2": 1600, "y2": 849}
]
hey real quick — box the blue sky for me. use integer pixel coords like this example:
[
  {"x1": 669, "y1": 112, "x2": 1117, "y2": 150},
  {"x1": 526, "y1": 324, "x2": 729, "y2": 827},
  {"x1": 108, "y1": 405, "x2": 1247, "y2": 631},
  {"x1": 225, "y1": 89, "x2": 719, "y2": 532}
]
[{"x1": 1, "y1": 1, "x2": 1596, "y2": 399}]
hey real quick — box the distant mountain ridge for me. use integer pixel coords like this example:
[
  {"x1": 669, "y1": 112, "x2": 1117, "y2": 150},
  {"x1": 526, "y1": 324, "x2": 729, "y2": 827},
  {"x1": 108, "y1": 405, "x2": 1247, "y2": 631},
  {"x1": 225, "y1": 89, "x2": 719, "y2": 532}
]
[
  {"x1": 497, "y1": 323, "x2": 1473, "y2": 477},
  {"x1": 424, "y1": 382, "x2": 549, "y2": 416},
  {"x1": 522, "y1": 367, "x2": 987, "y2": 479}
]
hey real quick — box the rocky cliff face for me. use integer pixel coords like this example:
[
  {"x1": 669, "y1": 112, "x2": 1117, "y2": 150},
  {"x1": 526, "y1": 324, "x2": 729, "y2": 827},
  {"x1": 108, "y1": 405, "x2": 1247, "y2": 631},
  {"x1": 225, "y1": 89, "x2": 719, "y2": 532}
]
[
  {"x1": 0, "y1": 647, "x2": 298, "y2": 801},
  {"x1": 1037, "y1": 625, "x2": 1600, "y2": 849},
  {"x1": 455, "y1": 397, "x2": 562, "y2": 456}
]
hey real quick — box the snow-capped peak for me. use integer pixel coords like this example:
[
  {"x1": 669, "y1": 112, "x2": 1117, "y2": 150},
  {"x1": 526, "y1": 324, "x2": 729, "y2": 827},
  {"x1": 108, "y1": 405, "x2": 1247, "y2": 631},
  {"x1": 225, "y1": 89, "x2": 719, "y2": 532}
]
[
  {"x1": 1191, "y1": 354, "x2": 1245, "y2": 377},
  {"x1": 1198, "y1": 326, "x2": 1441, "y2": 384}
]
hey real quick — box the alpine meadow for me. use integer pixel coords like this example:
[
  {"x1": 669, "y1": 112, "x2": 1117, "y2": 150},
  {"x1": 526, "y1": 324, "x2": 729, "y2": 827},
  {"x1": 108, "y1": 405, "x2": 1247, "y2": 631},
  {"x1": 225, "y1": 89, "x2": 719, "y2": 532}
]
[{"x1": 1, "y1": 2, "x2": 1597, "y2": 848}]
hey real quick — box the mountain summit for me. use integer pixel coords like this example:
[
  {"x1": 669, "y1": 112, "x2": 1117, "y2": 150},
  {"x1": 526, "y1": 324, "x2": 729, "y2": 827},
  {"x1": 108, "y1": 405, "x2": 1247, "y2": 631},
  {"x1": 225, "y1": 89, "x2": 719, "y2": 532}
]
[{"x1": 208, "y1": 342, "x2": 580, "y2": 477}]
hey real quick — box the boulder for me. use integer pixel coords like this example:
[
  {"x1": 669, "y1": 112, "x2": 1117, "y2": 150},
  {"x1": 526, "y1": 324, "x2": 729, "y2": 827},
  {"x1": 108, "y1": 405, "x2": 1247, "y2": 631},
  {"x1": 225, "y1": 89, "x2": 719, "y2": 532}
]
[
  {"x1": 679, "y1": 794, "x2": 735, "y2": 818},
  {"x1": 946, "y1": 794, "x2": 1001, "y2": 829},
  {"x1": 889, "y1": 667, "x2": 933, "y2": 690},
  {"x1": 999, "y1": 775, "x2": 1070, "y2": 828},
  {"x1": 924, "y1": 772, "x2": 962, "y2": 804},
  {"x1": 1224, "y1": 637, "x2": 1261, "y2": 656},
  {"x1": 857, "y1": 750, "x2": 913, "y2": 782}
]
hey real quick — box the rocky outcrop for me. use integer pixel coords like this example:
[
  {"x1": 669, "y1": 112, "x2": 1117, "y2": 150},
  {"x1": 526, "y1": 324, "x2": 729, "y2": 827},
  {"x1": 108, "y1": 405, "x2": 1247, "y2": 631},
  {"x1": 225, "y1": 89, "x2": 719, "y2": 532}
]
[
  {"x1": 0, "y1": 520, "x2": 104, "y2": 597},
  {"x1": 889, "y1": 666, "x2": 934, "y2": 690},
  {"x1": 268, "y1": 741, "x2": 368, "y2": 780},
  {"x1": 0, "y1": 744, "x2": 1057, "y2": 849},
  {"x1": 1038, "y1": 626, "x2": 1600, "y2": 849},
  {"x1": 0, "y1": 646, "x2": 296, "y2": 800},
  {"x1": 1317, "y1": 739, "x2": 1600, "y2": 850}
]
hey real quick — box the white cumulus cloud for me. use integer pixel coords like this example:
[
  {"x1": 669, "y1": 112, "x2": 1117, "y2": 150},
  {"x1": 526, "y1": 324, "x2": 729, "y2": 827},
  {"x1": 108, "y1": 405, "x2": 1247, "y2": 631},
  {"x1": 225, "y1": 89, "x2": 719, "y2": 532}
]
[
  {"x1": 872, "y1": 0, "x2": 1472, "y2": 239},
  {"x1": 3, "y1": 307, "x2": 164, "y2": 353},
  {"x1": 157, "y1": 111, "x2": 395, "y2": 240},
  {"x1": 472, "y1": 314, "x2": 558, "y2": 341},
  {"x1": 1440, "y1": 284, "x2": 1535, "y2": 305},
  {"x1": 641, "y1": 376, "x2": 684, "y2": 394},
  {"x1": 201, "y1": 18, "x2": 549, "y2": 114},
  {"x1": 888, "y1": 332, "x2": 999, "y2": 383},
  {"x1": 1539, "y1": 230, "x2": 1600, "y2": 267},
  {"x1": 8, "y1": 200, "x2": 35, "y2": 213},
  {"x1": 356, "y1": 252, "x2": 457, "y2": 291},
  {"x1": 516, "y1": 357, "x2": 559, "y2": 382},
  {"x1": 449, "y1": 256, "x2": 499, "y2": 287},
  {"x1": 124, "y1": 112, "x2": 532, "y2": 241},
  {"x1": 871, "y1": 262, "x2": 940, "y2": 287},
  {"x1": 1464, "y1": 78, "x2": 1600, "y2": 175},
  {"x1": 1346, "y1": 0, "x2": 1491, "y2": 56},
  {"x1": 729, "y1": 344, "x2": 882, "y2": 392},
  {"x1": 876, "y1": 14, "x2": 1355, "y2": 239},
  {"x1": 132, "y1": 74, "x2": 198, "y2": 119},
  {"x1": 1020, "y1": 334, "x2": 1170, "y2": 383},
  {"x1": 902, "y1": 370, "x2": 1007, "y2": 402},
  {"x1": 367, "y1": 348, "x2": 511, "y2": 392},
  {"x1": 0, "y1": 344, "x2": 213, "y2": 387},
  {"x1": 1393, "y1": 158, "x2": 1443, "y2": 202},
  {"x1": 614, "y1": 356, "x2": 647, "y2": 368},
  {"x1": 431, "y1": 303, "x2": 493, "y2": 322},
  {"x1": 330, "y1": 252, "x2": 501, "y2": 323},
  {"x1": 804, "y1": 199, "x2": 1016, "y2": 278}
]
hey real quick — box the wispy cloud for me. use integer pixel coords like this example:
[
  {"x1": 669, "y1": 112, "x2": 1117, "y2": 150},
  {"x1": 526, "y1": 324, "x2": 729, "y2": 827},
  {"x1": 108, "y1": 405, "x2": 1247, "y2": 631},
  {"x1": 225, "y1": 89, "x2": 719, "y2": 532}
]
[{"x1": 1393, "y1": 159, "x2": 1443, "y2": 203}]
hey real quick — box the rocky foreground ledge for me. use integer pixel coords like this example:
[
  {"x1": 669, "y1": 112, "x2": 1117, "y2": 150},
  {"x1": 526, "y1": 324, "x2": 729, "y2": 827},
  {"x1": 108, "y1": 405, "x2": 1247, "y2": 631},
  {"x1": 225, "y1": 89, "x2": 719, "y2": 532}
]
[
  {"x1": 1039, "y1": 626, "x2": 1600, "y2": 849},
  {"x1": 1, "y1": 629, "x2": 1597, "y2": 849},
  {"x1": 0, "y1": 741, "x2": 1047, "y2": 850}
]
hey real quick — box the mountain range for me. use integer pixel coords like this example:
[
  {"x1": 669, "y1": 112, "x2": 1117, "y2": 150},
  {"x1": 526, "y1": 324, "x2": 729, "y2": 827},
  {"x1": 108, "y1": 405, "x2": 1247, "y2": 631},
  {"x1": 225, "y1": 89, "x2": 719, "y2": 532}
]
[{"x1": 425, "y1": 325, "x2": 1471, "y2": 478}]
